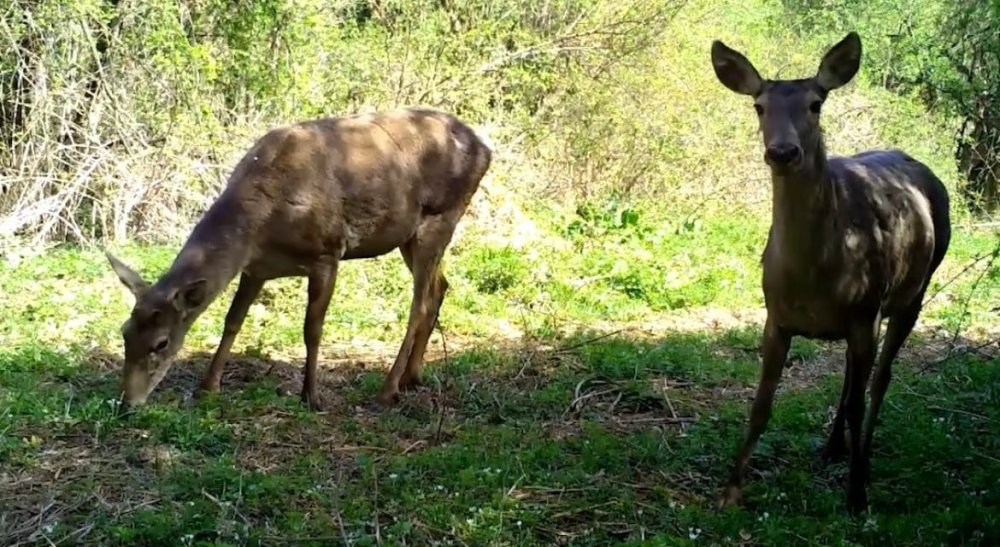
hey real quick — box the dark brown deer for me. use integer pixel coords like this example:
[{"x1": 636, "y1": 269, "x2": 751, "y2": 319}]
[
  {"x1": 710, "y1": 32, "x2": 951, "y2": 513},
  {"x1": 105, "y1": 107, "x2": 492, "y2": 412}
]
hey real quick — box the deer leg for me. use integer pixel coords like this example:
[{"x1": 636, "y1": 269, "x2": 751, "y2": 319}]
[
  {"x1": 844, "y1": 319, "x2": 878, "y2": 515},
  {"x1": 822, "y1": 362, "x2": 851, "y2": 463},
  {"x1": 862, "y1": 302, "x2": 920, "y2": 482},
  {"x1": 378, "y1": 217, "x2": 455, "y2": 404},
  {"x1": 399, "y1": 241, "x2": 449, "y2": 389},
  {"x1": 719, "y1": 317, "x2": 790, "y2": 509},
  {"x1": 198, "y1": 273, "x2": 265, "y2": 396},
  {"x1": 401, "y1": 273, "x2": 448, "y2": 389},
  {"x1": 302, "y1": 262, "x2": 338, "y2": 411}
]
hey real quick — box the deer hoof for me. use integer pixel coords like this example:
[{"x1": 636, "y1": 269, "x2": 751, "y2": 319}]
[
  {"x1": 300, "y1": 392, "x2": 323, "y2": 412},
  {"x1": 846, "y1": 486, "x2": 868, "y2": 516},
  {"x1": 717, "y1": 484, "x2": 743, "y2": 510},
  {"x1": 375, "y1": 389, "x2": 400, "y2": 407},
  {"x1": 399, "y1": 373, "x2": 424, "y2": 391},
  {"x1": 194, "y1": 383, "x2": 220, "y2": 400}
]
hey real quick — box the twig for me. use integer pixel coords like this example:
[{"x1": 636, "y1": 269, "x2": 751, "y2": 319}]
[
  {"x1": 556, "y1": 329, "x2": 626, "y2": 354},
  {"x1": 372, "y1": 467, "x2": 382, "y2": 546},
  {"x1": 928, "y1": 405, "x2": 994, "y2": 423},
  {"x1": 433, "y1": 402, "x2": 446, "y2": 444},
  {"x1": 402, "y1": 440, "x2": 426, "y2": 454},
  {"x1": 921, "y1": 251, "x2": 993, "y2": 307},
  {"x1": 918, "y1": 333, "x2": 999, "y2": 373},
  {"x1": 974, "y1": 450, "x2": 1000, "y2": 464},
  {"x1": 331, "y1": 466, "x2": 351, "y2": 547},
  {"x1": 661, "y1": 386, "x2": 679, "y2": 422}
]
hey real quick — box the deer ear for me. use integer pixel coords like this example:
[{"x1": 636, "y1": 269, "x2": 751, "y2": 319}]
[
  {"x1": 711, "y1": 40, "x2": 763, "y2": 96},
  {"x1": 816, "y1": 32, "x2": 861, "y2": 92},
  {"x1": 105, "y1": 251, "x2": 149, "y2": 299},
  {"x1": 174, "y1": 278, "x2": 208, "y2": 311}
]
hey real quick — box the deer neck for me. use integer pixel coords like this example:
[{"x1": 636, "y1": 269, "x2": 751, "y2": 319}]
[
  {"x1": 768, "y1": 144, "x2": 837, "y2": 268},
  {"x1": 154, "y1": 194, "x2": 257, "y2": 316}
]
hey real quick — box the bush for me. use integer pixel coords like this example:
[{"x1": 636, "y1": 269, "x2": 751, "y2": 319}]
[{"x1": 463, "y1": 245, "x2": 530, "y2": 294}]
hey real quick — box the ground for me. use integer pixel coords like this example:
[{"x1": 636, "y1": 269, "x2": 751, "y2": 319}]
[{"x1": 1, "y1": 213, "x2": 998, "y2": 546}]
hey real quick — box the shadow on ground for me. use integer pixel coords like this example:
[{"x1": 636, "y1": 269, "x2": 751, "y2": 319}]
[{"x1": 2, "y1": 325, "x2": 998, "y2": 545}]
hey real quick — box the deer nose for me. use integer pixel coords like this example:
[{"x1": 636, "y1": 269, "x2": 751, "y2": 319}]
[{"x1": 765, "y1": 143, "x2": 802, "y2": 166}]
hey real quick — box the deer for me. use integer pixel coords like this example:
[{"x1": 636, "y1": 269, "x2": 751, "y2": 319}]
[
  {"x1": 709, "y1": 32, "x2": 951, "y2": 514},
  {"x1": 104, "y1": 107, "x2": 492, "y2": 413}
]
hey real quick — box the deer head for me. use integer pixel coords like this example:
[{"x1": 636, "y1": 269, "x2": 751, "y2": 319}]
[
  {"x1": 710, "y1": 32, "x2": 862, "y2": 172},
  {"x1": 105, "y1": 251, "x2": 208, "y2": 411}
]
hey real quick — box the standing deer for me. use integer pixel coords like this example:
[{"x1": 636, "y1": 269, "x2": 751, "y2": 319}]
[
  {"x1": 710, "y1": 32, "x2": 951, "y2": 513},
  {"x1": 105, "y1": 107, "x2": 492, "y2": 412}
]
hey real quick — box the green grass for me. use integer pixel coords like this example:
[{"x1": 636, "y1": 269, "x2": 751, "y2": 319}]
[{"x1": 2, "y1": 207, "x2": 998, "y2": 546}]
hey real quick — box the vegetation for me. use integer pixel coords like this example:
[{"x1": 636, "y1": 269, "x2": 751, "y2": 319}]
[
  {"x1": 1, "y1": 0, "x2": 998, "y2": 545},
  {"x1": 780, "y1": 0, "x2": 1000, "y2": 213}
]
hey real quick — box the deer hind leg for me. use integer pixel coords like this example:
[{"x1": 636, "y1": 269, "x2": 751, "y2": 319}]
[
  {"x1": 198, "y1": 273, "x2": 265, "y2": 396},
  {"x1": 719, "y1": 317, "x2": 790, "y2": 509},
  {"x1": 402, "y1": 272, "x2": 448, "y2": 389},
  {"x1": 862, "y1": 301, "x2": 921, "y2": 482},
  {"x1": 301, "y1": 261, "x2": 339, "y2": 411},
  {"x1": 844, "y1": 318, "x2": 878, "y2": 515},
  {"x1": 378, "y1": 215, "x2": 458, "y2": 405}
]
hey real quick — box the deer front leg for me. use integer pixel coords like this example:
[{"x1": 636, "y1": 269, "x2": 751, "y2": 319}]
[
  {"x1": 719, "y1": 317, "x2": 790, "y2": 509},
  {"x1": 822, "y1": 365, "x2": 851, "y2": 463},
  {"x1": 198, "y1": 273, "x2": 265, "y2": 396},
  {"x1": 843, "y1": 318, "x2": 878, "y2": 514},
  {"x1": 302, "y1": 262, "x2": 338, "y2": 411}
]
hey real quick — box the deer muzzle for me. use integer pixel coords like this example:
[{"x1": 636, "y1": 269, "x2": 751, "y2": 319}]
[
  {"x1": 764, "y1": 143, "x2": 803, "y2": 167},
  {"x1": 118, "y1": 358, "x2": 175, "y2": 414}
]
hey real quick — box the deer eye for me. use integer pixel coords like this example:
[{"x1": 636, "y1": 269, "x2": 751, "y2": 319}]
[
  {"x1": 753, "y1": 104, "x2": 764, "y2": 116},
  {"x1": 809, "y1": 100, "x2": 823, "y2": 114},
  {"x1": 151, "y1": 337, "x2": 170, "y2": 354}
]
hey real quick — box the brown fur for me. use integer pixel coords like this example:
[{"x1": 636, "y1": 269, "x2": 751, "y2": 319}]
[
  {"x1": 107, "y1": 107, "x2": 492, "y2": 411},
  {"x1": 710, "y1": 33, "x2": 951, "y2": 513}
]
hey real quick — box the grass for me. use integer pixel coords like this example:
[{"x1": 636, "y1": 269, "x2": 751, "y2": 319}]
[{"x1": 2, "y1": 205, "x2": 998, "y2": 546}]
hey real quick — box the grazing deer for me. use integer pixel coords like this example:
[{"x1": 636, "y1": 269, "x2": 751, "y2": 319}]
[
  {"x1": 710, "y1": 32, "x2": 951, "y2": 513},
  {"x1": 105, "y1": 107, "x2": 492, "y2": 412}
]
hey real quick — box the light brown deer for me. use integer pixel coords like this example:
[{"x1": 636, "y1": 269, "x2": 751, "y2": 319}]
[
  {"x1": 710, "y1": 32, "x2": 951, "y2": 513},
  {"x1": 105, "y1": 107, "x2": 492, "y2": 412}
]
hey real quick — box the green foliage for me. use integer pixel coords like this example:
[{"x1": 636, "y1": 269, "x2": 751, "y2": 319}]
[
  {"x1": 467, "y1": 246, "x2": 530, "y2": 295},
  {"x1": 779, "y1": 0, "x2": 1000, "y2": 213},
  {"x1": 563, "y1": 195, "x2": 646, "y2": 241}
]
